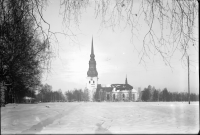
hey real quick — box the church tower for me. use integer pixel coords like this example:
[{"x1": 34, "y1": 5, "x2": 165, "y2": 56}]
[{"x1": 86, "y1": 38, "x2": 98, "y2": 101}]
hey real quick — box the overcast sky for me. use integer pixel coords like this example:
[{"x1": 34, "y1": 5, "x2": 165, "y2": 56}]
[{"x1": 41, "y1": 0, "x2": 199, "y2": 94}]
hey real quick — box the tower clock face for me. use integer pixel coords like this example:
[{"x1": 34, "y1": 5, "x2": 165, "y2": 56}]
[
  {"x1": 90, "y1": 78, "x2": 95, "y2": 86},
  {"x1": 87, "y1": 77, "x2": 97, "y2": 89}
]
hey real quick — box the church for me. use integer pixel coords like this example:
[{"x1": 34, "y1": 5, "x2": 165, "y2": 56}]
[{"x1": 86, "y1": 38, "x2": 138, "y2": 102}]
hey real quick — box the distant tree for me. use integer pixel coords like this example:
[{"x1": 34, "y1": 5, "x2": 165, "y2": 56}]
[
  {"x1": 177, "y1": 93, "x2": 182, "y2": 101},
  {"x1": 73, "y1": 89, "x2": 78, "y2": 101},
  {"x1": 65, "y1": 90, "x2": 73, "y2": 102},
  {"x1": 182, "y1": 92, "x2": 188, "y2": 101},
  {"x1": 36, "y1": 84, "x2": 66, "y2": 102},
  {"x1": 37, "y1": 84, "x2": 52, "y2": 102},
  {"x1": 171, "y1": 92, "x2": 175, "y2": 101},
  {"x1": 141, "y1": 89, "x2": 145, "y2": 101},
  {"x1": 79, "y1": 89, "x2": 84, "y2": 101},
  {"x1": 141, "y1": 88, "x2": 150, "y2": 101},
  {"x1": 152, "y1": 90, "x2": 159, "y2": 101},
  {"x1": 196, "y1": 94, "x2": 199, "y2": 101},
  {"x1": 162, "y1": 88, "x2": 169, "y2": 101},
  {"x1": 83, "y1": 88, "x2": 89, "y2": 102},
  {"x1": 174, "y1": 92, "x2": 177, "y2": 101},
  {"x1": 168, "y1": 92, "x2": 173, "y2": 102},
  {"x1": 158, "y1": 90, "x2": 163, "y2": 101},
  {"x1": 176, "y1": 93, "x2": 179, "y2": 101},
  {"x1": 149, "y1": 86, "x2": 155, "y2": 101},
  {"x1": 190, "y1": 93, "x2": 196, "y2": 101},
  {"x1": 148, "y1": 85, "x2": 152, "y2": 91},
  {"x1": 56, "y1": 89, "x2": 65, "y2": 102},
  {"x1": 141, "y1": 88, "x2": 199, "y2": 102},
  {"x1": 78, "y1": 89, "x2": 81, "y2": 101}
]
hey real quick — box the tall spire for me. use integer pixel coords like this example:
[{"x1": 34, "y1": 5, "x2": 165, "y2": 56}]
[
  {"x1": 90, "y1": 37, "x2": 95, "y2": 58},
  {"x1": 87, "y1": 37, "x2": 98, "y2": 77},
  {"x1": 125, "y1": 75, "x2": 128, "y2": 84},
  {"x1": 91, "y1": 37, "x2": 94, "y2": 55}
]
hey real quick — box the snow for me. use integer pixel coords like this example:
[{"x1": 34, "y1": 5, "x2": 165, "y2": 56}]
[{"x1": 1, "y1": 102, "x2": 199, "y2": 134}]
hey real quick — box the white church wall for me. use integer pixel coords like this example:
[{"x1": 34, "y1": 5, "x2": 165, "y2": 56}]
[{"x1": 86, "y1": 77, "x2": 98, "y2": 101}]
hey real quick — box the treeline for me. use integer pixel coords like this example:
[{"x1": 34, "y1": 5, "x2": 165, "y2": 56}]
[
  {"x1": 65, "y1": 88, "x2": 90, "y2": 102},
  {"x1": 35, "y1": 86, "x2": 90, "y2": 102},
  {"x1": 36, "y1": 84, "x2": 66, "y2": 102},
  {"x1": 141, "y1": 85, "x2": 199, "y2": 102}
]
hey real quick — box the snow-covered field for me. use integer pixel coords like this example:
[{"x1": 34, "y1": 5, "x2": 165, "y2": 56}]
[{"x1": 1, "y1": 102, "x2": 199, "y2": 134}]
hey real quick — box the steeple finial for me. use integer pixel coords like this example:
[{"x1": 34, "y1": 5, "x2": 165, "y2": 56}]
[
  {"x1": 91, "y1": 37, "x2": 94, "y2": 55},
  {"x1": 125, "y1": 75, "x2": 128, "y2": 84}
]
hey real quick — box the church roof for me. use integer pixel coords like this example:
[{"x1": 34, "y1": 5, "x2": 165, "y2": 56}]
[
  {"x1": 111, "y1": 84, "x2": 133, "y2": 90},
  {"x1": 101, "y1": 87, "x2": 113, "y2": 92}
]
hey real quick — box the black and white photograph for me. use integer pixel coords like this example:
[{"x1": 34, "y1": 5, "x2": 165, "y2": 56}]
[{"x1": 0, "y1": 0, "x2": 199, "y2": 134}]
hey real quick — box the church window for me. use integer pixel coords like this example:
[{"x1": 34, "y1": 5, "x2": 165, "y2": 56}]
[
  {"x1": 123, "y1": 94, "x2": 125, "y2": 98},
  {"x1": 93, "y1": 80, "x2": 95, "y2": 83},
  {"x1": 89, "y1": 81, "x2": 90, "y2": 84}
]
